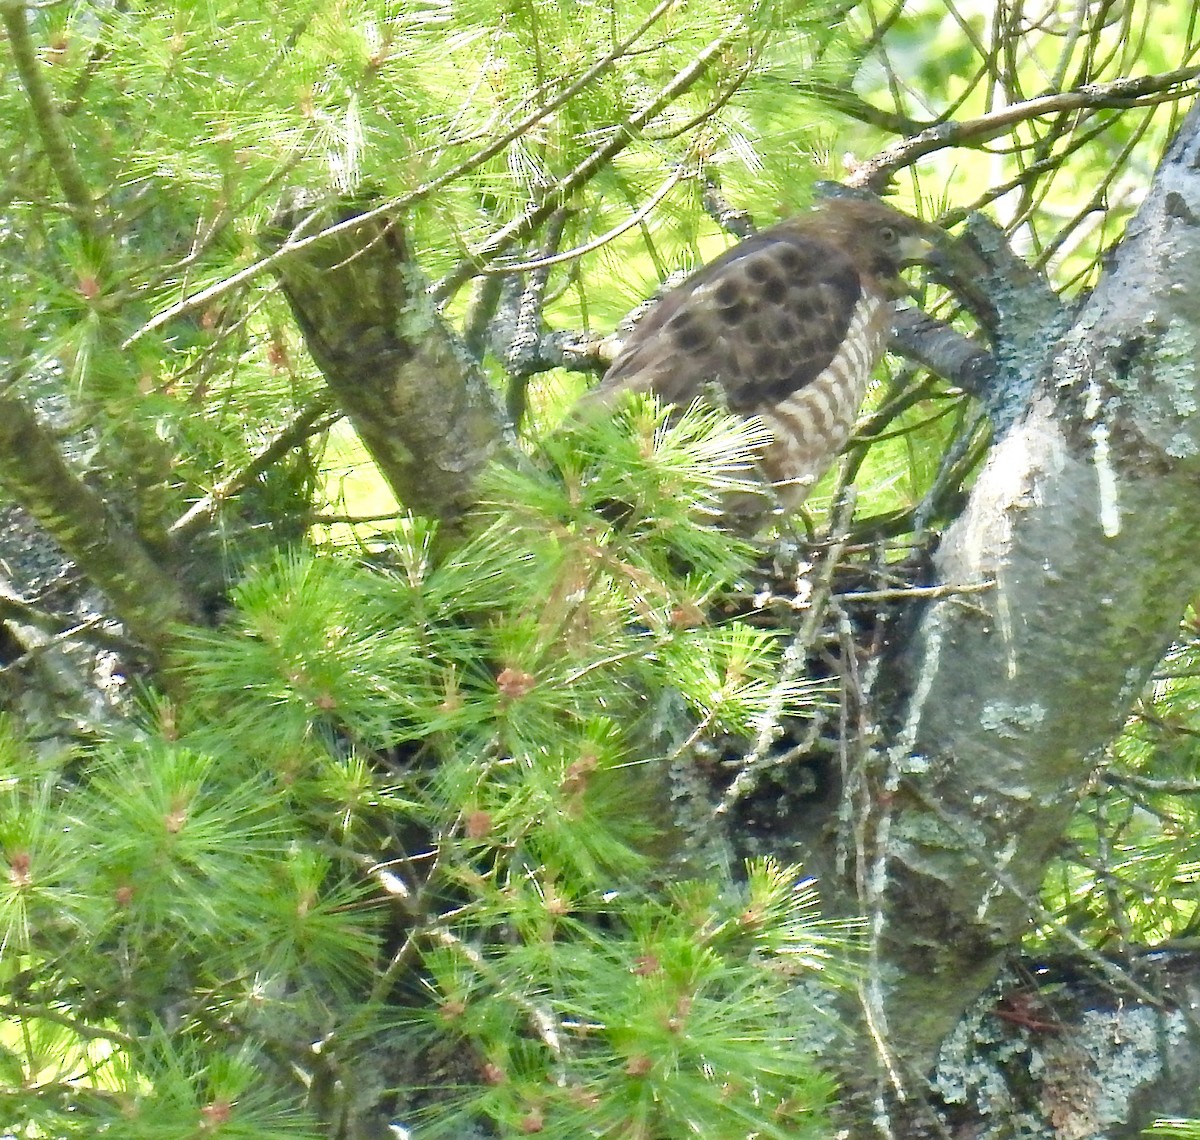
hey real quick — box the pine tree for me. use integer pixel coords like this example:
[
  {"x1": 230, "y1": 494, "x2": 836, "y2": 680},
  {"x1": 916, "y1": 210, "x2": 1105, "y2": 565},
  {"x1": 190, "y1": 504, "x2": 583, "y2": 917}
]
[
  {"x1": 1, "y1": 398, "x2": 857, "y2": 1137},
  {"x1": 4, "y1": 0, "x2": 1200, "y2": 1132}
]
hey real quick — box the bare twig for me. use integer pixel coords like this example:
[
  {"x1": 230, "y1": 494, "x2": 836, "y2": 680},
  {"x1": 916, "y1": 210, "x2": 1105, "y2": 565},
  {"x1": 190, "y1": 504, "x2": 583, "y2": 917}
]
[
  {"x1": 170, "y1": 397, "x2": 339, "y2": 541},
  {"x1": 1103, "y1": 771, "x2": 1200, "y2": 795},
  {"x1": 850, "y1": 66, "x2": 1200, "y2": 190},
  {"x1": 432, "y1": 25, "x2": 744, "y2": 302},
  {"x1": 834, "y1": 580, "x2": 994, "y2": 604}
]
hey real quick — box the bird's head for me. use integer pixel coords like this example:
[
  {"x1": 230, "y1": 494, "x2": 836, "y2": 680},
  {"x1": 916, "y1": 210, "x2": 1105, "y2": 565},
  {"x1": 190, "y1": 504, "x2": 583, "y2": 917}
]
[{"x1": 796, "y1": 198, "x2": 942, "y2": 298}]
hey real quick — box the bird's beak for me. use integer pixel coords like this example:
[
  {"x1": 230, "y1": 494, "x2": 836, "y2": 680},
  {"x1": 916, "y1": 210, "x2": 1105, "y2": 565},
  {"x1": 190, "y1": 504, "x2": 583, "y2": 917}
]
[{"x1": 898, "y1": 233, "x2": 938, "y2": 266}]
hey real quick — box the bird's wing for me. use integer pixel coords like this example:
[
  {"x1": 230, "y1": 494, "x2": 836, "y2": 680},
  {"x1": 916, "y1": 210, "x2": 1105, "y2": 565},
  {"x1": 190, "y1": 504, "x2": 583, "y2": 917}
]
[{"x1": 595, "y1": 228, "x2": 864, "y2": 416}]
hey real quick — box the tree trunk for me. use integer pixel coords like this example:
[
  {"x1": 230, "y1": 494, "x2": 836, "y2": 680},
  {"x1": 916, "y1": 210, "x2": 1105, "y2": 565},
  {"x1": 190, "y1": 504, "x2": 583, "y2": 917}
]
[{"x1": 848, "y1": 100, "x2": 1200, "y2": 1099}]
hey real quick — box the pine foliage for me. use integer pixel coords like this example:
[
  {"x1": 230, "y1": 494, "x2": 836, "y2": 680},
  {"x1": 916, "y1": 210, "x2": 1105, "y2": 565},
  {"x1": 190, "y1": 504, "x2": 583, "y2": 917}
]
[{"x1": 1, "y1": 399, "x2": 854, "y2": 1137}]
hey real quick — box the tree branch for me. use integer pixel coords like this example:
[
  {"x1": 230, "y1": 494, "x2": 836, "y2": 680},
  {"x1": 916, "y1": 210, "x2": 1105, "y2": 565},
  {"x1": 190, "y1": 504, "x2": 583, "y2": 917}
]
[
  {"x1": 888, "y1": 309, "x2": 994, "y2": 397},
  {"x1": 266, "y1": 197, "x2": 513, "y2": 529},
  {"x1": 849, "y1": 66, "x2": 1200, "y2": 192},
  {"x1": 0, "y1": 390, "x2": 195, "y2": 661}
]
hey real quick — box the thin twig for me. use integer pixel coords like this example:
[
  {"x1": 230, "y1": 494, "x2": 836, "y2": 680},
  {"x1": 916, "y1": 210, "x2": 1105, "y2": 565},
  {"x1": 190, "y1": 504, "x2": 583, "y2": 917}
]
[
  {"x1": 480, "y1": 165, "x2": 690, "y2": 275},
  {"x1": 169, "y1": 397, "x2": 339, "y2": 540},
  {"x1": 122, "y1": 0, "x2": 683, "y2": 346},
  {"x1": 1103, "y1": 771, "x2": 1200, "y2": 796}
]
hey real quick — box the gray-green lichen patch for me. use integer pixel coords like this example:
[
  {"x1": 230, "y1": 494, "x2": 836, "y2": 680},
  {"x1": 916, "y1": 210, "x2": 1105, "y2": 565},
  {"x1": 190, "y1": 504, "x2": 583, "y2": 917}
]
[
  {"x1": 891, "y1": 811, "x2": 973, "y2": 853},
  {"x1": 1152, "y1": 322, "x2": 1198, "y2": 404},
  {"x1": 397, "y1": 262, "x2": 440, "y2": 339},
  {"x1": 1166, "y1": 431, "x2": 1197, "y2": 459},
  {"x1": 1142, "y1": 321, "x2": 1200, "y2": 453},
  {"x1": 1076, "y1": 1005, "x2": 1187, "y2": 1131},
  {"x1": 929, "y1": 989, "x2": 1191, "y2": 1139},
  {"x1": 980, "y1": 701, "x2": 1047, "y2": 739},
  {"x1": 932, "y1": 993, "x2": 1036, "y2": 1112}
]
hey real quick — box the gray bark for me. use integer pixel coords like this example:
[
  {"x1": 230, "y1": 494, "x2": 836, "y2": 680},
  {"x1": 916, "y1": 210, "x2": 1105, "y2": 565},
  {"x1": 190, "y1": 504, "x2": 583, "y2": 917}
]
[{"x1": 856, "y1": 100, "x2": 1200, "y2": 1091}]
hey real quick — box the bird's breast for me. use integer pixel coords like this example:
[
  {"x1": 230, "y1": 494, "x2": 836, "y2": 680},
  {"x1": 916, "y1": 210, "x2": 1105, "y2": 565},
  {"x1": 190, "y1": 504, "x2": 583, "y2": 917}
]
[{"x1": 756, "y1": 292, "x2": 894, "y2": 506}]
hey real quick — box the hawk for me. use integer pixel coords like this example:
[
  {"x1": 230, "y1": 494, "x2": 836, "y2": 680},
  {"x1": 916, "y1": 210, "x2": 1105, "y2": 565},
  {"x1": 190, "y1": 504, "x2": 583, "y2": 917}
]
[{"x1": 588, "y1": 198, "x2": 939, "y2": 512}]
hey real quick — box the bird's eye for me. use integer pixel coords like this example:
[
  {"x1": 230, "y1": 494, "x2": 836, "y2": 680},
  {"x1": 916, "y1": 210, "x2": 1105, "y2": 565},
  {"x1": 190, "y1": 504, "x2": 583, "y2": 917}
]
[{"x1": 879, "y1": 225, "x2": 898, "y2": 245}]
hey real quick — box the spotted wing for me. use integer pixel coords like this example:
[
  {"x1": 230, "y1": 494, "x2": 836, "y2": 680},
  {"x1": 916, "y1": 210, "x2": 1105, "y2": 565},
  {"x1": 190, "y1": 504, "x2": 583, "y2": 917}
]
[{"x1": 595, "y1": 227, "x2": 864, "y2": 417}]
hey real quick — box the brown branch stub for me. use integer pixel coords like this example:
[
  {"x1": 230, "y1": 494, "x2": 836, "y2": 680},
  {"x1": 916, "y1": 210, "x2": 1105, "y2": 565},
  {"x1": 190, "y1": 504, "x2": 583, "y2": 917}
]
[{"x1": 265, "y1": 193, "x2": 513, "y2": 529}]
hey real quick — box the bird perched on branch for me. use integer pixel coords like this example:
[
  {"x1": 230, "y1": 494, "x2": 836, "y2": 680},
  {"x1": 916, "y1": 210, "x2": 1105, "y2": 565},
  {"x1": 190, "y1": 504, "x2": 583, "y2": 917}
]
[{"x1": 587, "y1": 197, "x2": 942, "y2": 513}]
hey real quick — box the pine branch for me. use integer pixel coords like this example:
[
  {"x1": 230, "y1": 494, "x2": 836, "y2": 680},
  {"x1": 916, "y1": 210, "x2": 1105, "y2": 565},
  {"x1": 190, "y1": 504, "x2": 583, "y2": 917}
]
[
  {"x1": 267, "y1": 197, "x2": 513, "y2": 528},
  {"x1": 122, "y1": 0, "x2": 684, "y2": 348},
  {"x1": 169, "y1": 395, "x2": 339, "y2": 541},
  {"x1": 0, "y1": 389, "x2": 195, "y2": 661},
  {"x1": 432, "y1": 24, "x2": 744, "y2": 302},
  {"x1": 1, "y1": 0, "x2": 109, "y2": 270}
]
